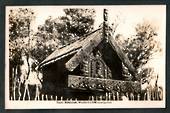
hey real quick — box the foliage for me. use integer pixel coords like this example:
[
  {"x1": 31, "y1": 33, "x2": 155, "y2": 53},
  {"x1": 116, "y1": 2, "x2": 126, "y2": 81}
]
[
  {"x1": 9, "y1": 8, "x2": 35, "y2": 62},
  {"x1": 9, "y1": 8, "x2": 36, "y2": 100},
  {"x1": 9, "y1": 8, "x2": 36, "y2": 81},
  {"x1": 31, "y1": 17, "x2": 59, "y2": 62},
  {"x1": 125, "y1": 21, "x2": 161, "y2": 69},
  {"x1": 33, "y1": 8, "x2": 96, "y2": 62},
  {"x1": 119, "y1": 21, "x2": 161, "y2": 80},
  {"x1": 58, "y1": 8, "x2": 95, "y2": 45}
]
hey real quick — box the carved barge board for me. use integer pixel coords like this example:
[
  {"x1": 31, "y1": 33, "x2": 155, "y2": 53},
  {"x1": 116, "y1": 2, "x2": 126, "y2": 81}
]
[
  {"x1": 68, "y1": 75, "x2": 141, "y2": 93},
  {"x1": 107, "y1": 34, "x2": 137, "y2": 79},
  {"x1": 65, "y1": 30, "x2": 103, "y2": 71}
]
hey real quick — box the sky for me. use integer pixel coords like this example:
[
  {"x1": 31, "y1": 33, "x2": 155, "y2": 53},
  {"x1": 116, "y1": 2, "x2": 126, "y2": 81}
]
[{"x1": 6, "y1": 5, "x2": 166, "y2": 87}]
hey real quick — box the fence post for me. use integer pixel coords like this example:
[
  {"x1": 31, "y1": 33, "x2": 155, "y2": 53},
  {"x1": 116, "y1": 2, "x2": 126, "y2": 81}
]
[
  {"x1": 137, "y1": 94, "x2": 140, "y2": 101},
  {"x1": 50, "y1": 95, "x2": 53, "y2": 100},
  {"x1": 152, "y1": 91, "x2": 155, "y2": 100},
  {"x1": 55, "y1": 96, "x2": 57, "y2": 101},
  {"x1": 125, "y1": 92, "x2": 129, "y2": 100},
  {"x1": 23, "y1": 84, "x2": 30, "y2": 101},
  {"x1": 147, "y1": 89, "x2": 151, "y2": 101},
  {"x1": 156, "y1": 90, "x2": 159, "y2": 100},
  {"x1": 96, "y1": 96, "x2": 98, "y2": 101},
  {"x1": 116, "y1": 92, "x2": 119, "y2": 101},
  {"x1": 100, "y1": 95, "x2": 102, "y2": 101},
  {"x1": 113, "y1": 93, "x2": 116, "y2": 100},
  {"x1": 13, "y1": 69, "x2": 16, "y2": 101},
  {"x1": 37, "y1": 94, "x2": 40, "y2": 101},
  {"x1": 144, "y1": 92, "x2": 147, "y2": 100},
  {"x1": 108, "y1": 92, "x2": 111, "y2": 100},
  {"x1": 61, "y1": 96, "x2": 63, "y2": 101},
  {"x1": 13, "y1": 85, "x2": 16, "y2": 100},
  {"x1": 130, "y1": 92, "x2": 134, "y2": 101},
  {"x1": 92, "y1": 96, "x2": 94, "y2": 101},
  {"x1": 41, "y1": 94, "x2": 44, "y2": 101},
  {"x1": 88, "y1": 96, "x2": 91, "y2": 101},
  {"x1": 18, "y1": 82, "x2": 21, "y2": 101},
  {"x1": 105, "y1": 92, "x2": 108, "y2": 101},
  {"x1": 45, "y1": 94, "x2": 48, "y2": 101},
  {"x1": 34, "y1": 85, "x2": 40, "y2": 101}
]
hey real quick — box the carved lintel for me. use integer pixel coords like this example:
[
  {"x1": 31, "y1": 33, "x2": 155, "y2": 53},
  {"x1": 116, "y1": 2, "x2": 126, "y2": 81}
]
[{"x1": 68, "y1": 75, "x2": 141, "y2": 93}]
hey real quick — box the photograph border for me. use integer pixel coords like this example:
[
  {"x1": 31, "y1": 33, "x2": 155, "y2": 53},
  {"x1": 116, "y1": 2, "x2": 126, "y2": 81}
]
[{"x1": 0, "y1": 0, "x2": 170, "y2": 112}]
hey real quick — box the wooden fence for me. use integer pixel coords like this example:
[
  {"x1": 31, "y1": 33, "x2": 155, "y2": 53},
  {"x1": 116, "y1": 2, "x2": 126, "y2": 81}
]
[{"x1": 10, "y1": 89, "x2": 162, "y2": 101}]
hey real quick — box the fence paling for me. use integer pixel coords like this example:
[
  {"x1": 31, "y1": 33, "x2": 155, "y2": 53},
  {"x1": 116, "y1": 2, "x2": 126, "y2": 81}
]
[
  {"x1": 109, "y1": 93, "x2": 111, "y2": 100},
  {"x1": 10, "y1": 84, "x2": 163, "y2": 101},
  {"x1": 55, "y1": 96, "x2": 57, "y2": 101},
  {"x1": 137, "y1": 94, "x2": 140, "y2": 101},
  {"x1": 45, "y1": 94, "x2": 48, "y2": 100},
  {"x1": 11, "y1": 92, "x2": 161, "y2": 101},
  {"x1": 61, "y1": 96, "x2": 63, "y2": 101},
  {"x1": 50, "y1": 95, "x2": 53, "y2": 100}
]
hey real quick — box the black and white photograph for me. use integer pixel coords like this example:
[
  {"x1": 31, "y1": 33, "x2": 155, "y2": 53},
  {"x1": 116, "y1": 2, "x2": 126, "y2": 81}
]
[{"x1": 5, "y1": 5, "x2": 166, "y2": 109}]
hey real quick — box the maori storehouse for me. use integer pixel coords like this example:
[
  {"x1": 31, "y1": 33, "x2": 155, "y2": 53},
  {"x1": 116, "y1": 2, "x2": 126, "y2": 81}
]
[{"x1": 38, "y1": 9, "x2": 141, "y2": 100}]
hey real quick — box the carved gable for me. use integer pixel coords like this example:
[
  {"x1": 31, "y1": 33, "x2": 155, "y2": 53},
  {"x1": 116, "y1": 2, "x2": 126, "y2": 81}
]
[{"x1": 80, "y1": 50, "x2": 112, "y2": 79}]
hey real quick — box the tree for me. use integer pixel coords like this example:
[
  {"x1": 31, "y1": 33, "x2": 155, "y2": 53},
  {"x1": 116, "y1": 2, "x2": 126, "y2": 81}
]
[
  {"x1": 58, "y1": 8, "x2": 95, "y2": 45},
  {"x1": 30, "y1": 15, "x2": 60, "y2": 63},
  {"x1": 9, "y1": 8, "x2": 35, "y2": 99},
  {"x1": 33, "y1": 8, "x2": 96, "y2": 63},
  {"x1": 9, "y1": 8, "x2": 35, "y2": 72},
  {"x1": 119, "y1": 21, "x2": 161, "y2": 81}
]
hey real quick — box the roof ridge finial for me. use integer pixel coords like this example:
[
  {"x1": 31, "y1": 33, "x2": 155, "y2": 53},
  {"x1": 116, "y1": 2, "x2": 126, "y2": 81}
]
[
  {"x1": 103, "y1": 9, "x2": 108, "y2": 22},
  {"x1": 103, "y1": 9, "x2": 109, "y2": 42}
]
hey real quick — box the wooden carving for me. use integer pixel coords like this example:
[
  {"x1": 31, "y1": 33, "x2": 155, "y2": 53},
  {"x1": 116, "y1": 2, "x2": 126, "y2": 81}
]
[
  {"x1": 65, "y1": 30, "x2": 103, "y2": 71},
  {"x1": 81, "y1": 60, "x2": 89, "y2": 77},
  {"x1": 107, "y1": 32, "x2": 137, "y2": 80},
  {"x1": 80, "y1": 51, "x2": 112, "y2": 80},
  {"x1": 68, "y1": 75, "x2": 141, "y2": 93}
]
